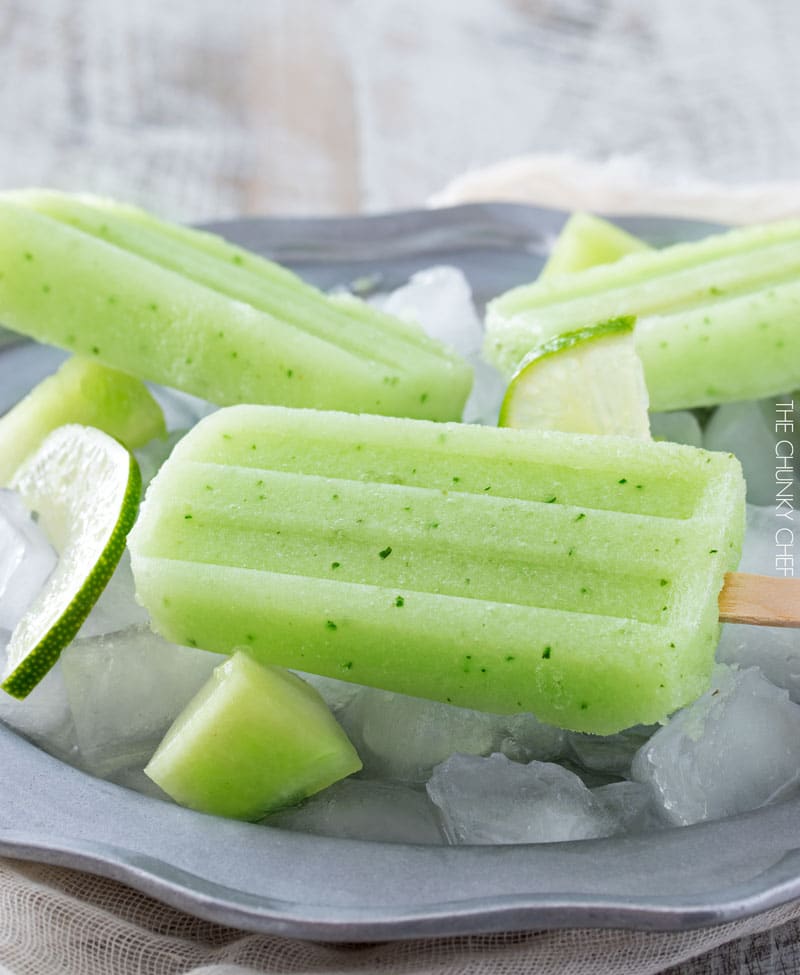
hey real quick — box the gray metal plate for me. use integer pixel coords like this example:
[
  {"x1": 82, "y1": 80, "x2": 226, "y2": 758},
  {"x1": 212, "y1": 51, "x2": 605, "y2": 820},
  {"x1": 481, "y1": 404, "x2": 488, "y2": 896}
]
[{"x1": 3, "y1": 202, "x2": 798, "y2": 941}]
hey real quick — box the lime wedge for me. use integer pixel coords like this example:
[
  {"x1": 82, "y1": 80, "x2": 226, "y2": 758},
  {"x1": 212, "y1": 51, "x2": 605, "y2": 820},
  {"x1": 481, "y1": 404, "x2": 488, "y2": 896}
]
[
  {"x1": 498, "y1": 316, "x2": 651, "y2": 437},
  {"x1": 2, "y1": 425, "x2": 141, "y2": 698}
]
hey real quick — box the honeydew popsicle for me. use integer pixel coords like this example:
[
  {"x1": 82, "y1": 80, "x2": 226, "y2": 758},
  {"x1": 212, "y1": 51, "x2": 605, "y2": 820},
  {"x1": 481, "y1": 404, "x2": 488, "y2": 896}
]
[
  {"x1": 486, "y1": 219, "x2": 800, "y2": 411},
  {"x1": 0, "y1": 191, "x2": 472, "y2": 421},
  {"x1": 129, "y1": 406, "x2": 746, "y2": 735}
]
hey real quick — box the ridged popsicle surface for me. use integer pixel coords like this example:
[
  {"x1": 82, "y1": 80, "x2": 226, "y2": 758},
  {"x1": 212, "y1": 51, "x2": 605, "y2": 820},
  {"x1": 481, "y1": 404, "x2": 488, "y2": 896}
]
[
  {"x1": 0, "y1": 193, "x2": 472, "y2": 421},
  {"x1": 129, "y1": 406, "x2": 745, "y2": 733},
  {"x1": 485, "y1": 220, "x2": 800, "y2": 410}
]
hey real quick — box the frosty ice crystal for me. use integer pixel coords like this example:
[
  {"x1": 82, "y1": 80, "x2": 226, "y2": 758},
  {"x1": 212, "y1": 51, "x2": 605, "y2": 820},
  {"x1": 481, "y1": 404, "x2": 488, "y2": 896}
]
[
  {"x1": 632, "y1": 665, "x2": 800, "y2": 825},
  {"x1": 265, "y1": 778, "x2": 443, "y2": 845},
  {"x1": 75, "y1": 550, "x2": 149, "y2": 639},
  {"x1": 376, "y1": 266, "x2": 506, "y2": 424},
  {"x1": 567, "y1": 726, "x2": 656, "y2": 778},
  {"x1": 0, "y1": 641, "x2": 75, "y2": 760},
  {"x1": 704, "y1": 398, "x2": 797, "y2": 506},
  {"x1": 61, "y1": 626, "x2": 223, "y2": 777},
  {"x1": 427, "y1": 753, "x2": 618, "y2": 844},
  {"x1": 337, "y1": 687, "x2": 504, "y2": 783},
  {"x1": 649, "y1": 411, "x2": 703, "y2": 448}
]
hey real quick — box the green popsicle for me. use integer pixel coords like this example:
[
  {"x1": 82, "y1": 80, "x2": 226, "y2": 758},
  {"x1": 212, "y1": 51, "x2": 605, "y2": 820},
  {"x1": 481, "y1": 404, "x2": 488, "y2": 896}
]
[
  {"x1": 129, "y1": 406, "x2": 745, "y2": 734},
  {"x1": 0, "y1": 193, "x2": 472, "y2": 421},
  {"x1": 486, "y1": 219, "x2": 800, "y2": 410}
]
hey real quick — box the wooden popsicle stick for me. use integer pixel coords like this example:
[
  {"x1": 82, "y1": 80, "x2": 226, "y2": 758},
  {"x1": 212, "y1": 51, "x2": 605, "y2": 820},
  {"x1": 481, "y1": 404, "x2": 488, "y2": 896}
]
[{"x1": 719, "y1": 573, "x2": 800, "y2": 627}]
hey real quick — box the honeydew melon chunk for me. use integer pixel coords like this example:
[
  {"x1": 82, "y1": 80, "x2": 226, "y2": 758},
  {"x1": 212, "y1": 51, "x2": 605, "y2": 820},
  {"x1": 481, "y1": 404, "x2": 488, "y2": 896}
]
[
  {"x1": 0, "y1": 192, "x2": 471, "y2": 421},
  {"x1": 144, "y1": 651, "x2": 362, "y2": 820},
  {"x1": 0, "y1": 356, "x2": 165, "y2": 485},
  {"x1": 498, "y1": 316, "x2": 651, "y2": 437},
  {"x1": 2, "y1": 425, "x2": 141, "y2": 698},
  {"x1": 129, "y1": 406, "x2": 745, "y2": 734},
  {"x1": 540, "y1": 213, "x2": 651, "y2": 280}
]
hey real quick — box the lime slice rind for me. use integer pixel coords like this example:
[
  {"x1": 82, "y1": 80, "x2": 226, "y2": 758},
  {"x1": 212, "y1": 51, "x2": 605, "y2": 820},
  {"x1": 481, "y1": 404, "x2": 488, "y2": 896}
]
[
  {"x1": 499, "y1": 316, "x2": 651, "y2": 438},
  {"x1": 2, "y1": 426, "x2": 141, "y2": 699},
  {"x1": 509, "y1": 315, "x2": 636, "y2": 370}
]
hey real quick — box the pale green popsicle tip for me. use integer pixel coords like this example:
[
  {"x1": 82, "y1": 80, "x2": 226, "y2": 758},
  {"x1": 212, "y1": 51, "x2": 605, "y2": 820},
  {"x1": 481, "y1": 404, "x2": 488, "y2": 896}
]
[
  {"x1": 145, "y1": 651, "x2": 362, "y2": 821},
  {"x1": 540, "y1": 212, "x2": 651, "y2": 280}
]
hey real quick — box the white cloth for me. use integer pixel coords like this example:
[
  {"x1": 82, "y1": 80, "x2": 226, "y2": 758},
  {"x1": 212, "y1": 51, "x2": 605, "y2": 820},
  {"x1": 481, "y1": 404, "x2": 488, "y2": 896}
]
[
  {"x1": 431, "y1": 152, "x2": 800, "y2": 225},
  {"x1": 3, "y1": 857, "x2": 800, "y2": 975}
]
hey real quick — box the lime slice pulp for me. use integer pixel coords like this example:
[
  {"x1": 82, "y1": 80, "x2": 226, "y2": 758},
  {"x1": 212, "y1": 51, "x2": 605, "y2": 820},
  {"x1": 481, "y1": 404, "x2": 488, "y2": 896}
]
[
  {"x1": 2, "y1": 425, "x2": 141, "y2": 698},
  {"x1": 498, "y1": 316, "x2": 651, "y2": 437}
]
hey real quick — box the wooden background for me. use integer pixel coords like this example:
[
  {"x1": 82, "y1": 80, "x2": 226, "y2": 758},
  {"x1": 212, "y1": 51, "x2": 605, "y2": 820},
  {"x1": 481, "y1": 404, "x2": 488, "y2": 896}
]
[{"x1": 1, "y1": 0, "x2": 799, "y2": 222}]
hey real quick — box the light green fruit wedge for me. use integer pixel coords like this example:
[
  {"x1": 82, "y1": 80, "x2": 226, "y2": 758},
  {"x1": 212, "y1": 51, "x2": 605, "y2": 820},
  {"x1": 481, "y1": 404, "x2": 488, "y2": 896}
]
[
  {"x1": 2, "y1": 425, "x2": 141, "y2": 698},
  {"x1": 498, "y1": 316, "x2": 651, "y2": 438},
  {"x1": 0, "y1": 356, "x2": 165, "y2": 485},
  {"x1": 145, "y1": 651, "x2": 362, "y2": 821},
  {"x1": 540, "y1": 213, "x2": 651, "y2": 280}
]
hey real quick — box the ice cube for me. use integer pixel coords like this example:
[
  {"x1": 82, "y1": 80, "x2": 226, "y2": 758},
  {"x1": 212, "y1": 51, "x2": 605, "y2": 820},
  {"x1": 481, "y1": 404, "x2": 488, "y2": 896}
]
[
  {"x1": 566, "y1": 726, "x2": 656, "y2": 777},
  {"x1": 704, "y1": 397, "x2": 796, "y2": 505},
  {"x1": 76, "y1": 549, "x2": 149, "y2": 638},
  {"x1": 147, "y1": 384, "x2": 216, "y2": 432},
  {"x1": 106, "y1": 765, "x2": 172, "y2": 802},
  {"x1": 739, "y1": 504, "x2": 782, "y2": 577},
  {"x1": 649, "y1": 411, "x2": 703, "y2": 447},
  {"x1": 462, "y1": 359, "x2": 507, "y2": 426},
  {"x1": 264, "y1": 778, "x2": 443, "y2": 845},
  {"x1": 338, "y1": 687, "x2": 504, "y2": 784},
  {"x1": 499, "y1": 712, "x2": 567, "y2": 764},
  {"x1": 737, "y1": 503, "x2": 798, "y2": 578},
  {"x1": 0, "y1": 489, "x2": 57, "y2": 631},
  {"x1": 715, "y1": 506, "x2": 800, "y2": 698},
  {"x1": 632, "y1": 665, "x2": 800, "y2": 825},
  {"x1": 378, "y1": 266, "x2": 484, "y2": 358},
  {"x1": 133, "y1": 430, "x2": 187, "y2": 488},
  {"x1": 427, "y1": 753, "x2": 618, "y2": 844},
  {"x1": 373, "y1": 267, "x2": 505, "y2": 425},
  {"x1": 716, "y1": 624, "x2": 800, "y2": 702},
  {"x1": 61, "y1": 625, "x2": 224, "y2": 777},
  {"x1": 0, "y1": 636, "x2": 76, "y2": 761},
  {"x1": 592, "y1": 781, "x2": 666, "y2": 834},
  {"x1": 292, "y1": 671, "x2": 363, "y2": 715}
]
